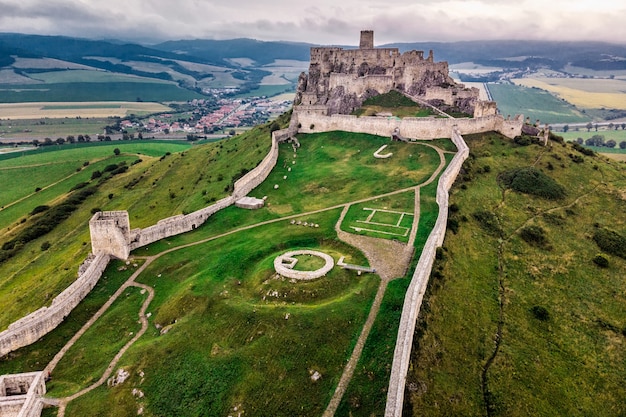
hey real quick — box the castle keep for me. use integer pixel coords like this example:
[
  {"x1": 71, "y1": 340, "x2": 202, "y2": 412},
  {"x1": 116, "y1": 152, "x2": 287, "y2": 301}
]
[{"x1": 294, "y1": 30, "x2": 480, "y2": 116}]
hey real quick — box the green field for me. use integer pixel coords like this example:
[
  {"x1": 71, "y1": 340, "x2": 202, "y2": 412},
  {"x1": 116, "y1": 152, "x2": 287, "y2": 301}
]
[
  {"x1": 406, "y1": 132, "x2": 626, "y2": 416},
  {"x1": 234, "y1": 83, "x2": 296, "y2": 98},
  {"x1": 340, "y1": 191, "x2": 417, "y2": 243},
  {"x1": 26, "y1": 70, "x2": 173, "y2": 84},
  {"x1": 559, "y1": 130, "x2": 626, "y2": 152},
  {"x1": 0, "y1": 82, "x2": 204, "y2": 103},
  {"x1": 487, "y1": 83, "x2": 588, "y2": 124}
]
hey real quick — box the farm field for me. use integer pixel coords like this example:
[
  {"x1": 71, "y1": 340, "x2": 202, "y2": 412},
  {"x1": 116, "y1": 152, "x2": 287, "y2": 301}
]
[
  {"x1": 487, "y1": 83, "x2": 588, "y2": 124},
  {"x1": 406, "y1": 132, "x2": 626, "y2": 416},
  {"x1": 0, "y1": 81, "x2": 203, "y2": 103},
  {"x1": 512, "y1": 76, "x2": 626, "y2": 109},
  {"x1": 0, "y1": 121, "x2": 451, "y2": 416},
  {"x1": 0, "y1": 102, "x2": 171, "y2": 120}
]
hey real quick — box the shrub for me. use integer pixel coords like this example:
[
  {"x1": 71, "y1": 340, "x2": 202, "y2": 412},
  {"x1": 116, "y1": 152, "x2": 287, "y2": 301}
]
[
  {"x1": 447, "y1": 218, "x2": 459, "y2": 234},
  {"x1": 568, "y1": 153, "x2": 584, "y2": 163},
  {"x1": 519, "y1": 225, "x2": 549, "y2": 248},
  {"x1": 69, "y1": 182, "x2": 89, "y2": 192},
  {"x1": 593, "y1": 227, "x2": 626, "y2": 259},
  {"x1": 514, "y1": 135, "x2": 532, "y2": 146},
  {"x1": 592, "y1": 254, "x2": 609, "y2": 268},
  {"x1": 91, "y1": 170, "x2": 102, "y2": 180},
  {"x1": 531, "y1": 306, "x2": 550, "y2": 321},
  {"x1": 497, "y1": 167, "x2": 565, "y2": 200},
  {"x1": 103, "y1": 164, "x2": 119, "y2": 172},
  {"x1": 472, "y1": 211, "x2": 502, "y2": 236},
  {"x1": 111, "y1": 165, "x2": 128, "y2": 175},
  {"x1": 571, "y1": 142, "x2": 595, "y2": 156},
  {"x1": 30, "y1": 205, "x2": 50, "y2": 216},
  {"x1": 40, "y1": 241, "x2": 51, "y2": 251}
]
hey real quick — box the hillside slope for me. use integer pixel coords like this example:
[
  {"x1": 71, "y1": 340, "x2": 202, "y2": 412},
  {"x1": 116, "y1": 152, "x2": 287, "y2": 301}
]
[{"x1": 406, "y1": 132, "x2": 626, "y2": 416}]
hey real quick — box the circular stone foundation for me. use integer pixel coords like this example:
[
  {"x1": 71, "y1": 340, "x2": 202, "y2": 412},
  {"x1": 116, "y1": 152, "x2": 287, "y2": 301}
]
[{"x1": 274, "y1": 250, "x2": 334, "y2": 281}]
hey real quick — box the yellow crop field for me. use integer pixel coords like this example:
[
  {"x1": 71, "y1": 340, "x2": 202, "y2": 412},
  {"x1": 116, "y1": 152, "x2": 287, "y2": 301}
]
[
  {"x1": 512, "y1": 77, "x2": 626, "y2": 109},
  {"x1": 0, "y1": 102, "x2": 171, "y2": 119}
]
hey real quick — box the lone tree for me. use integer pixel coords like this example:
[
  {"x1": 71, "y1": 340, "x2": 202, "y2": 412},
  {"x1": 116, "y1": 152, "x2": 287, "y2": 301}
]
[{"x1": 113, "y1": 148, "x2": 121, "y2": 156}]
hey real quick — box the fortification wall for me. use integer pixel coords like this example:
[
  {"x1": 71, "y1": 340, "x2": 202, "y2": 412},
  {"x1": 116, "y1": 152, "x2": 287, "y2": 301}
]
[
  {"x1": 384, "y1": 129, "x2": 469, "y2": 417},
  {"x1": 0, "y1": 253, "x2": 110, "y2": 357},
  {"x1": 89, "y1": 211, "x2": 130, "y2": 259},
  {"x1": 0, "y1": 125, "x2": 297, "y2": 358},
  {"x1": 129, "y1": 126, "x2": 291, "y2": 250},
  {"x1": 294, "y1": 112, "x2": 522, "y2": 139},
  {"x1": 329, "y1": 74, "x2": 393, "y2": 96}
]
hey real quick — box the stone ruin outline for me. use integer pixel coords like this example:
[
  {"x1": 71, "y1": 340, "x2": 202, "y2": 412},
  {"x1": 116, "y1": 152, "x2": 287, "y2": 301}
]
[{"x1": 273, "y1": 250, "x2": 335, "y2": 281}]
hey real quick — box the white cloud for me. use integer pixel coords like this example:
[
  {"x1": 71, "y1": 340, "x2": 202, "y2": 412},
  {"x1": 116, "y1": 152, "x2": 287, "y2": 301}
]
[{"x1": 0, "y1": 0, "x2": 624, "y2": 44}]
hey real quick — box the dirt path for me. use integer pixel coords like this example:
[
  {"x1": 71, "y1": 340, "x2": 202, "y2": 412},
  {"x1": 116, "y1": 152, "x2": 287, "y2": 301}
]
[{"x1": 322, "y1": 143, "x2": 447, "y2": 416}]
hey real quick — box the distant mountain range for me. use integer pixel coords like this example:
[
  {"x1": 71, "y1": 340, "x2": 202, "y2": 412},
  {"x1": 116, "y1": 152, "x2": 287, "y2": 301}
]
[{"x1": 1, "y1": 33, "x2": 626, "y2": 98}]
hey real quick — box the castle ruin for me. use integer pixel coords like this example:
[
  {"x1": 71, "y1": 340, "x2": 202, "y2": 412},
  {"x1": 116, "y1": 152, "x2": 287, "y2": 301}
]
[{"x1": 294, "y1": 30, "x2": 481, "y2": 116}]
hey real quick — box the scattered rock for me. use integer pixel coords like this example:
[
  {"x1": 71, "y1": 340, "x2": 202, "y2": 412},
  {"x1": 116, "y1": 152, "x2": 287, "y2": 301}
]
[
  {"x1": 310, "y1": 370, "x2": 322, "y2": 382},
  {"x1": 132, "y1": 388, "x2": 144, "y2": 398},
  {"x1": 107, "y1": 368, "x2": 130, "y2": 387}
]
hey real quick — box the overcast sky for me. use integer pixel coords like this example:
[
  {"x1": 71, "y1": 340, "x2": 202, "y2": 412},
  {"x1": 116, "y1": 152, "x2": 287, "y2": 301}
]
[{"x1": 0, "y1": 0, "x2": 623, "y2": 45}]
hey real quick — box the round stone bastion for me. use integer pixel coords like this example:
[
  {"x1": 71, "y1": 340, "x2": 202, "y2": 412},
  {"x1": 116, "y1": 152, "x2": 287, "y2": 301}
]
[{"x1": 274, "y1": 250, "x2": 334, "y2": 281}]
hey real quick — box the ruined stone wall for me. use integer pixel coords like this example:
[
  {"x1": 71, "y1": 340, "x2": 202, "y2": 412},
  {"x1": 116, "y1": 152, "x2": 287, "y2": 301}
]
[
  {"x1": 89, "y1": 211, "x2": 131, "y2": 259},
  {"x1": 329, "y1": 74, "x2": 394, "y2": 97},
  {"x1": 294, "y1": 112, "x2": 522, "y2": 139},
  {"x1": 385, "y1": 130, "x2": 469, "y2": 417},
  {"x1": 0, "y1": 253, "x2": 110, "y2": 357},
  {"x1": 129, "y1": 125, "x2": 294, "y2": 250},
  {"x1": 0, "y1": 125, "x2": 298, "y2": 358}
]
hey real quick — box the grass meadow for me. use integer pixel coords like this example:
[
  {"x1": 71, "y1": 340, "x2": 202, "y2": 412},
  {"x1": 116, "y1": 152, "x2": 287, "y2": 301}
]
[
  {"x1": 487, "y1": 83, "x2": 588, "y2": 124},
  {"x1": 406, "y1": 132, "x2": 626, "y2": 416}
]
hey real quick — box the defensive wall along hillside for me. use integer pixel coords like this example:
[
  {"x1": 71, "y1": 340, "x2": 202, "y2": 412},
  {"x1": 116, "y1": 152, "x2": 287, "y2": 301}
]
[
  {"x1": 0, "y1": 253, "x2": 110, "y2": 357},
  {"x1": 384, "y1": 129, "x2": 470, "y2": 417},
  {"x1": 294, "y1": 111, "x2": 522, "y2": 139},
  {"x1": 0, "y1": 125, "x2": 295, "y2": 358}
]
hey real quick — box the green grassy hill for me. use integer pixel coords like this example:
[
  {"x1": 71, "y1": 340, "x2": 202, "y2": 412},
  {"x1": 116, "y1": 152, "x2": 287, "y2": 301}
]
[
  {"x1": 1, "y1": 117, "x2": 624, "y2": 417},
  {"x1": 0, "y1": 122, "x2": 275, "y2": 331},
  {"x1": 406, "y1": 132, "x2": 626, "y2": 416}
]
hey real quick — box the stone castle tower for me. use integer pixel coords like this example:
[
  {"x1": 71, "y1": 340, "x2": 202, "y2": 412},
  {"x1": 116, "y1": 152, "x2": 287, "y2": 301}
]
[
  {"x1": 293, "y1": 31, "x2": 480, "y2": 116},
  {"x1": 359, "y1": 30, "x2": 374, "y2": 49}
]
